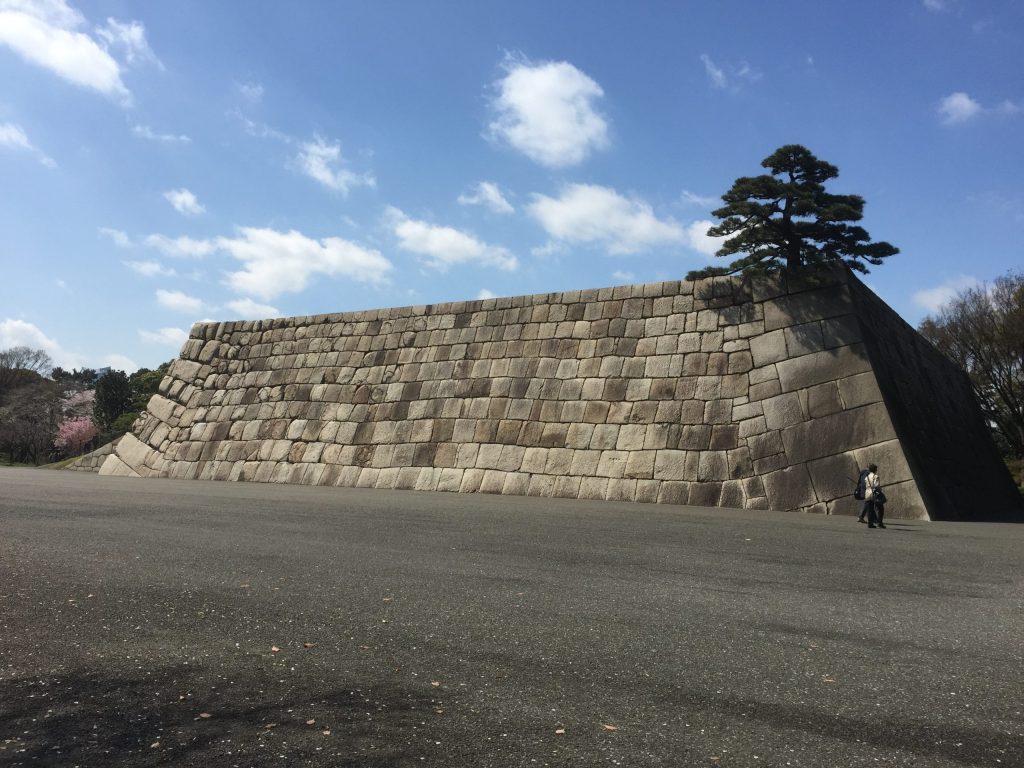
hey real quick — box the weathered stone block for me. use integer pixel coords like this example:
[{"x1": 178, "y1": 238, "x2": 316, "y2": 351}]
[
  {"x1": 806, "y1": 381, "x2": 844, "y2": 418},
  {"x1": 776, "y1": 344, "x2": 872, "y2": 393},
  {"x1": 762, "y1": 465, "x2": 818, "y2": 510},
  {"x1": 837, "y1": 372, "x2": 883, "y2": 409},
  {"x1": 624, "y1": 450, "x2": 655, "y2": 479},
  {"x1": 749, "y1": 330, "x2": 787, "y2": 367},
  {"x1": 782, "y1": 402, "x2": 897, "y2": 464},
  {"x1": 657, "y1": 481, "x2": 690, "y2": 505},
  {"x1": 688, "y1": 482, "x2": 722, "y2": 507},
  {"x1": 762, "y1": 392, "x2": 805, "y2": 431},
  {"x1": 763, "y1": 284, "x2": 853, "y2": 332}
]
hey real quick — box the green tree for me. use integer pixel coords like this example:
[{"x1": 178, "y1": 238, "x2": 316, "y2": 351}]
[
  {"x1": 919, "y1": 272, "x2": 1024, "y2": 460},
  {"x1": 686, "y1": 144, "x2": 898, "y2": 280},
  {"x1": 128, "y1": 362, "x2": 170, "y2": 412},
  {"x1": 92, "y1": 370, "x2": 133, "y2": 431}
]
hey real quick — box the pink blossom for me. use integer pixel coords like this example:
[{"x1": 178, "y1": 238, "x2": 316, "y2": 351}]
[{"x1": 54, "y1": 417, "x2": 98, "y2": 455}]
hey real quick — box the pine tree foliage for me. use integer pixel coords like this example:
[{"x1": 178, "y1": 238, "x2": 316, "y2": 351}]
[{"x1": 687, "y1": 145, "x2": 898, "y2": 280}]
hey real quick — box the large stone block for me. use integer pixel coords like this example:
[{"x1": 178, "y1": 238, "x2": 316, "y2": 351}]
[
  {"x1": 763, "y1": 284, "x2": 853, "y2": 332},
  {"x1": 762, "y1": 465, "x2": 818, "y2": 510},
  {"x1": 776, "y1": 344, "x2": 872, "y2": 393},
  {"x1": 781, "y1": 402, "x2": 897, "y2": 464}
]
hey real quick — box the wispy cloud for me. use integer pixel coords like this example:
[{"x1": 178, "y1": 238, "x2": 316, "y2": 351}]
[
  {"x1": 0, "y1": 122, "x2": 56, "y2": 167},
  {"x1": 132, "y1": 124, "x2": 190, "y2": 143},
  {"x1": 163, "y1": 188, "x2": 205, "y2": 216},
  {"x1": 700, "y1": 54, "x2": 762, "y2": 91},
  {"x1": 99, "y1": 227, "x2": 132, "y2": 247},
  {"x1": 912, "y1": 275, "x2": 980, "y2": 313},
  {"x1": 477, "y1": 289, "x2": 497, "y2": 300},
  {"x1": 95, "y1": 17, "x2": 162, "y2": 70},
  {"x1": 611, "y1": 270, "x2": 635, "y2": 283},
  {"x1": 124, "y1": 260, "x2": 175, "y2": 277},
  {"x1": 155, "y1": 288, "x2": 205, "y2": 314},
  {"x1": 238, "y1": 81, "x2": 264, "y2": 103},
  {"x1": 144, "y1": 234, "x2": 216, "y2": 258},
  {"x1": 224, "y1": 298, "x2": 280, "y2": 319},
  {"x1": 681, "y1": 190, "x2": 718, "y2": 208},
  {"x1": 294, "y1": 135, "x2": 375, "y2": 194},
  {"x1": 387, "y1": 207, "x2": 518, "y2": 272},
  {"x1": 139, "y1": 327, "x2": 188, "y2": 346},
  {"x1": 937, "y1": 91, "x2": 1020, "y2": 124},
  {"x1": 458, "y1": 181, "x2": 514, "y2": 214},
  {"x1": 488, "y1": 55, "x2": 609, "y2": 168}
]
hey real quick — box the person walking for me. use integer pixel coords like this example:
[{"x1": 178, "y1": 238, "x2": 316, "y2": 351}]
[{"x1": 858, "y1": 463, "x2": 886, "y2": 529}]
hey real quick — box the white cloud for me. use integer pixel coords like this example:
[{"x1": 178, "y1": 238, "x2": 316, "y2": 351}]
[
  {"x1": 526, "y1": 184, "x2": 686, "y2": 255},
  {"x1": 937, "y1": 92, "x2": 1023, "y2": 125},
  {"x1": 700, "y1": 54, "x2": 761, "y2": 91},
  {"x1": 132, "y1": 124, "x2": 190, "y2": 143},
  {"x1": 477, "y1": 289, "x2": 497, "y2": 300},
  {"x1": 0, "y1": 121, "x2": 56, "y2": 167},
  {"x1": 387, "y1": 207, "x2": 518, "y2": 272},
  {"x1": 103, "y1": 353, "x2": 138, "y2": 373},
  {"x1": 224, "y1": 298, "x2": 280, "y2": 319},
  {"x1": 681, "y1": 190, "x2": 718, "y2": 208},
  {"x1": 98, "y1": 226, "x2": 131, "y2": 247},
  {"x1": 530, "y1": 241, "x2": 566, "y2": 258},
  {"x1": 139, "y1": 327, "x2": 188, "y2": 346},
  {"x1": 458, "y1": 181, "x2": 514, "y2": 214},
  {"x1": 163, "y1": 188, "x2": 206, "y2": 216},
  {"x1": 0, "y1": 317, "x2": 84, "y2": 368},
  {"x1": 684, "y1": 219, "x2": 727, "y2": 257},
  {"x1": 700, "y1": 54, "x2": 728, "y2": 89},
  {"x1": 996, "y1": 99, "x2": 1022, "y2": 116},
  {"x1": 488, "y1": 56, "x2": 609, "y2": 168},
  {"x1": 923, "y1": 0, "x2": 948, "y2": 10},
  {"x1": 230, "y1": 109, "x2": 291, "y2": 143},
  {"x1": 155, "y1": 289, "x2": 205, "y2": 314},
  {"x1": 144, "y1": 233, "x2": 217, "y2": 258},
  {"x1": 611, "y1": 270, "x2": 635, "y2": 283},
  {"x1": 294, "y1": 135, "x2": 375, "y2": 194},
  {"x1": 938, "y1": 92, "x2": 982, "y2": 124},
  {"x1": 124, "y1": 260, "x2": 175, "y2": 277},
  {"x1": 218, "y1": 227, "x2": 393, "y2": 300},
  {"x1": 95, "y1": 17, "x2": 162, "y2": 69},
  {"x1": 238, "y1": 81, "x2": 263, "y2": 103},
  {"x1": 912, "y1": 275, "x2": 980, "y2": 313},
  {"x1": 0, "y1": 0, "x2": 130, "y2": 103}
]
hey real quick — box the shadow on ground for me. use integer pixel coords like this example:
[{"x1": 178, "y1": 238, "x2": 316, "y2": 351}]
[{"x1": 0, "y1": 664, "x2": 436, "y2": 767}]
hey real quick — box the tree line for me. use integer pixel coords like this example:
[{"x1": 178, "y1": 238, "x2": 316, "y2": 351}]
[{"x1": 0, "y1": 347, "x2": 169, "y2": 465}]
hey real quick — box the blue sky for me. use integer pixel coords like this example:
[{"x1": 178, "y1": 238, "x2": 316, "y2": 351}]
[{"x1": 1, "y1": 0, "x2": 1021, "y2": 372}]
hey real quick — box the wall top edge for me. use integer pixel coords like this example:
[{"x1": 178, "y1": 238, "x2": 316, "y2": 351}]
[{"x1": 190, "y1": 265, "x2": 851, "y2": 339}]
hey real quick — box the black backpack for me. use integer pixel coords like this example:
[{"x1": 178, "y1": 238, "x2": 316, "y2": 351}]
[{"x1": 853, "y1": 469, "x2": 870, "y2": 500}]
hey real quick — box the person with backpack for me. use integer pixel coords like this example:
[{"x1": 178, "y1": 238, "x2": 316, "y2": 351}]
[{"x1": 855, "y1": 463, "x2": 886, "y2": 528}]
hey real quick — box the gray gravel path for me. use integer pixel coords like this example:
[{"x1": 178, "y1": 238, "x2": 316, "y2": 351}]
[{"x1": 1, "y1": 468, "x2": 1022, "y2": 767}]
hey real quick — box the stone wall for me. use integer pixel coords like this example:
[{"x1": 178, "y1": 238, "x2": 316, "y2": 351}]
[
  {"x1": 100, "y1": 267, "x2": 1021, "y2": 520},
  {"x1": 63, "y1": 437, "x2": 120, "y2": 472}
]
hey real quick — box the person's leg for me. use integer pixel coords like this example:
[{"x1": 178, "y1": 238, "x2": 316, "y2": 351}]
[
  {"x1": 867, "y1": 501, "x2": 878, "y2": 528},
  {"x1": 859, "y1": 500, "x2": 870, "y2": 522},
  {"x1": 876, "y1": 503, "x2": 886, "y2": 528}
]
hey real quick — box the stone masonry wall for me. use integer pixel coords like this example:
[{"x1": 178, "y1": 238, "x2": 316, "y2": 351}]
[{"x1": 100, "y1": 267, "x2": 1018, "y2": 520}]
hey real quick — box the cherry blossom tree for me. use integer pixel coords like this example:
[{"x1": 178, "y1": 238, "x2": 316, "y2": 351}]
[{"x1": 54, "y1": 417, "x2": 98, "y2": 457}]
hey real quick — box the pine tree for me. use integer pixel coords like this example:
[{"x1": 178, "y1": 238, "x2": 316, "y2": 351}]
[{"x1": 687, "y1": 144, "x2": 898, "y2": 279}]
